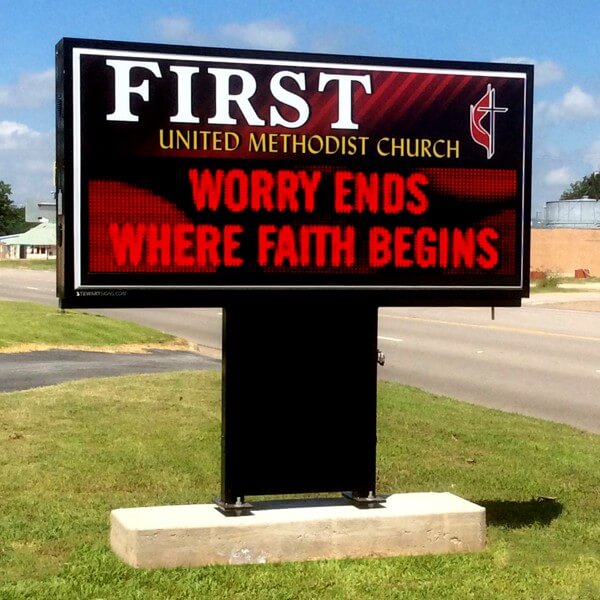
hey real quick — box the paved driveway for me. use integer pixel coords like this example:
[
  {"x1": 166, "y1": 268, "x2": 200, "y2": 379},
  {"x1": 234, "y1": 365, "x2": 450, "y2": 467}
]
[{"x1": 0, "y1": 348, "x2": 219, "y2": 393}]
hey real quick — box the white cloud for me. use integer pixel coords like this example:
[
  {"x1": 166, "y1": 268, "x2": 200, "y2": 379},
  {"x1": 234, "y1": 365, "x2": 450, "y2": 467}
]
[
  {"x1": 494, "y1": 57, "x2": 563, "y2": 86},
  {"x1": 156, "y1": 16, "x2": 297, "y2": 51},
  {"x1": 219, "y1": 21, "x2": 296, "y2": 51},
  {"x1": 0, "y1": 121, "x2": 53, "y2": 205},
  {"x1": 584, "y1": 140, "x2": 600, "y2": 170},
  {"x1": 559, "y1": 86, "x2": 600, "y2": 118},
  {"x1": 0, "y1": 69, "x2": 54, "y2": 110},
  {"x1": 0, "y1": 121, "x2": 33, "y2": 149},
  {"x1": 543, "y1": 166, "x2": 574, "y2": 187},
  {"x1": 534, "y1": 62, "x2": 564, "y2": 86},
  {"x1": 536, "y1": 86, "x2": 600, "y2": 122},
  {"x1": 155, "y1": 16, "x2": 209, "y2": 45}
]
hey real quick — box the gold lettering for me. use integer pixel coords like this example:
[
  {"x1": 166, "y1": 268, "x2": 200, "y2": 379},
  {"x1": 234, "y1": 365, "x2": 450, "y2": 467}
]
[
  {"x1": 249, "y1": 132, "x2": 267, "y2": 152},
  {"x1": 159, "y1": 129, "x2": 173, "y2": 149},
  {"x1": 376, "y1": 137, "x2": 460, "y2": 159},
  {"x1": 447, "y1": 140, "x2": 460, "y2": 158}
]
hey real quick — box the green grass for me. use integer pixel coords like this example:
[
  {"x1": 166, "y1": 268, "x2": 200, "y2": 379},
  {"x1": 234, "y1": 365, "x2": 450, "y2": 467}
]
[
  {"x1": 1, "y1": 371, "x2": 598, "y2": 599},
  {"x1": 0, "y1": 300, "x2": 180, "y2": 350},
  {"x1": 0, "y1": 259, "x2": 56, "y2": 270},
  {"x1": 531, "y1": 275, "x2": 600, "y2": 293}
]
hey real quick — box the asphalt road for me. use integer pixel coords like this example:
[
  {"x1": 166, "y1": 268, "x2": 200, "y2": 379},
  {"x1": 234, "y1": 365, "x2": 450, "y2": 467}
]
[
  {"x1": 0, "y1": 348, "x2": 219, "y2": 393},
  {"x1": 377, "y1": 303, "x2": 600, "y2": 434},
  {"x1": 1, "y1": 268, "x2": 600, "y2": 433}
]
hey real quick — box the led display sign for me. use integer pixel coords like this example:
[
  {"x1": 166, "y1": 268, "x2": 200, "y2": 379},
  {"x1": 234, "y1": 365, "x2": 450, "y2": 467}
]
[{"x1": 56, "y1": 38, "x2": 532, "y2": 307}]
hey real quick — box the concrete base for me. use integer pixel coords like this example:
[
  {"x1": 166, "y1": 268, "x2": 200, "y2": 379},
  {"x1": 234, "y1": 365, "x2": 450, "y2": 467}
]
[{"x1": 110, "y1": 492, "x2": 486, "y2": 568}]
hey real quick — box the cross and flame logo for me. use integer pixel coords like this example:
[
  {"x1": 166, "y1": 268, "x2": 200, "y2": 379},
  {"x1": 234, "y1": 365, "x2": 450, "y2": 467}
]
[{"x1": 470, "y1": 84, "x2": 508, "y2": 159}]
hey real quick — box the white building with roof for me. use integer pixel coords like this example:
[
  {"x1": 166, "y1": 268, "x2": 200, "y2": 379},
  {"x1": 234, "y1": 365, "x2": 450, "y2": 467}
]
[{"x1": 0, "y1": 222, "x2": 56, "y2": 260}]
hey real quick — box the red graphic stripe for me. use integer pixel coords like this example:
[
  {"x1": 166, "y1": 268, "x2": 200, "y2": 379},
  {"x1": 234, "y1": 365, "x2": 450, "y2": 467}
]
[
  {"x1": 368, "y1": 72, "x2": 419, "y2": 128},
  {"x1": 354, "y1": 70, "x2": 406, "y2": 125},
  {"x1": 423, "y1": 168, "x2": 517, "y2": 200},
  {"x1": 408, "y1": 74, "x2": 459, "y2": 121}
]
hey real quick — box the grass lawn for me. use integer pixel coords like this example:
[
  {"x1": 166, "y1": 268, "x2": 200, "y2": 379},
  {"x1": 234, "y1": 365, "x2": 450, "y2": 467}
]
[
  {"x1": 0, "y1": 300, "x2": 186, "y2": 352},
  {"x1": 0, "y1": 259, "x2": 56, "y2": 271},
  {"x1": 531, "y1": 275, "x2": 600, "y2": 293},
  {"x1": 0, "y1": 371, "x2": 598, "y2": 599}
]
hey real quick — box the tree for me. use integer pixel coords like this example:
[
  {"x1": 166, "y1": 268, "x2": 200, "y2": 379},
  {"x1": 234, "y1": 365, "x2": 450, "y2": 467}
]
[
  {"x1": 0, "y1": 180, "x2": 33, "y2": 236},
  {"x1": 560, "y1": 171, "x2": 600, "y2": 200}
]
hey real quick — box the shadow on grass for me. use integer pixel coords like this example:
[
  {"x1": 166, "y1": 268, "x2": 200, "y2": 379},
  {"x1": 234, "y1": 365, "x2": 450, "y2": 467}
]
[{"x1": 477, "y1": 498, "x2": 563, "y2": 529}]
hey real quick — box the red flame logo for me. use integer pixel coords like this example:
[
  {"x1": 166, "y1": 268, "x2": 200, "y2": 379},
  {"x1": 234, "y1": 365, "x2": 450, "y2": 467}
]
[{"x1": 470, "y1": 84, "x2": 508, "y2": 159}]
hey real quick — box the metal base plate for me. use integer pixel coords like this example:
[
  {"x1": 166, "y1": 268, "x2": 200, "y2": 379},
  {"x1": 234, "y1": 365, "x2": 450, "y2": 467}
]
[
  {"x1": 342, "y1": 491, "x2": 386, "y2": 509},
  {"x1": 213, "y1": 497, "x2": 254, "y2": 517}
]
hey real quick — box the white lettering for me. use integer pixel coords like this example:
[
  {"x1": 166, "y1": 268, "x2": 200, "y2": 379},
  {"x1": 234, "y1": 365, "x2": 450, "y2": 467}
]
[
  {"x1": 170, "y1": 66, "x2": 200, "y2": 123},
  {"x1": 207, "y1": 68, "x2": 266, "y2": 126},
  {"x1": 318, "y1": 73, "x2": 372, "y2": 130},
  {"x1": 106, "y1": 60, "x2": 162, "y2": 122},
  {"x1": 269, "y1": 71, "x2": 309, "y2": 128},
  {"x1": 104, "y1": 60, "x2": 372, "y2": 130}
]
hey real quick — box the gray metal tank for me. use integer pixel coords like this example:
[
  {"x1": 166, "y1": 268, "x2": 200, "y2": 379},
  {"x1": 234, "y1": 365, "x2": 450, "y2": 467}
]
[{"x1": 544, "y1": 198, "x2": 600, "y2": 228}]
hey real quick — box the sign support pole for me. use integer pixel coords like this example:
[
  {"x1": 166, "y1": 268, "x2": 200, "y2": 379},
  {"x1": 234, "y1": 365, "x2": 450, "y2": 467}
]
[{"x1": 216, "y1": 299, "x2": 380, "y2": 511}]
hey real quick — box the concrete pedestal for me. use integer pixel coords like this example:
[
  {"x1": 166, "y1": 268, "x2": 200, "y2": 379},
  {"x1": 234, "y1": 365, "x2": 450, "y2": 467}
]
[{"x1": 110, "y1": 492, "x2": 486, "y2": 568}]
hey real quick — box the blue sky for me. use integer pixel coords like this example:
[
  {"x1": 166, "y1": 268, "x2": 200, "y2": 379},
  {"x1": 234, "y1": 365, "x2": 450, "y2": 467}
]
[{"x1": 1, "y1": 0, "x2": 599, "y2": 216}]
